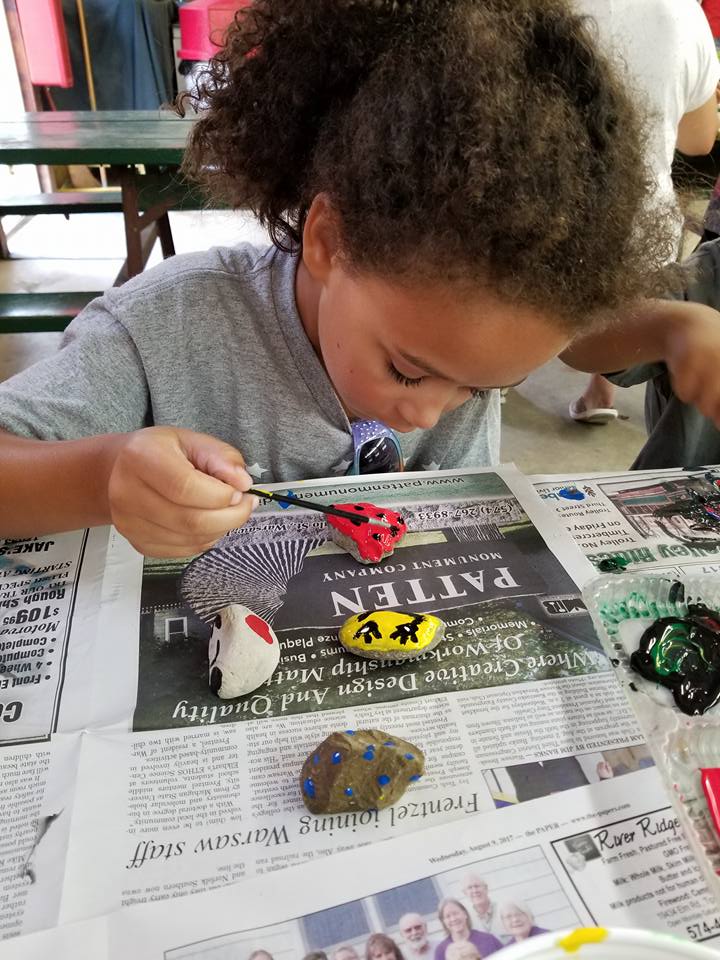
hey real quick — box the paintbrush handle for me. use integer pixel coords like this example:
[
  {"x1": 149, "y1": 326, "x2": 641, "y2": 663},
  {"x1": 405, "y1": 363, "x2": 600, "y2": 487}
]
[{"x1": 248, "y1": 487, "x2": 372, "y2": 523}]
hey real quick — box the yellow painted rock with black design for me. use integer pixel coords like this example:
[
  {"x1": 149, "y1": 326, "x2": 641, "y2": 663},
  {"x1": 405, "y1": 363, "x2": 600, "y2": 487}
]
[{"x1": 339, "y1": 609, "x2": 445, "y2": 660}]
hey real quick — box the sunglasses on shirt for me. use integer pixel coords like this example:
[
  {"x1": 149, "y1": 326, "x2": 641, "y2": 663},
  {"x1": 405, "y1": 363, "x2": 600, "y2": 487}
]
[{"x1": 348, "y1": 419, "x2": 404, "y2": 475}]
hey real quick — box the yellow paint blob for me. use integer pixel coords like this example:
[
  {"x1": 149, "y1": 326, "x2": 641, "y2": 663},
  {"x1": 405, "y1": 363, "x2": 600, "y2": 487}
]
[
  {"x1": 339, "y1": 611, "x2": 443, "y2": 655},
  {"x1": 557, "y1": 928, "x2": 609, "y2": 953}
]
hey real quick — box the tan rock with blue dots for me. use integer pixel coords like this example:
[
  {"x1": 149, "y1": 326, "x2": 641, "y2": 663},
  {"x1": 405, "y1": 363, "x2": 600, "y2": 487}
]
[{"x1": 300, "y1": 729, "x2": 425, "y2": 814}]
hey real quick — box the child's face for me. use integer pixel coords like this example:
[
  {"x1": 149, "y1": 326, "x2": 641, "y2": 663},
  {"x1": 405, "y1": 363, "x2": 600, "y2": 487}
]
[{"x1": 307, "y1": 262, "x2": 571, "y2": 432}]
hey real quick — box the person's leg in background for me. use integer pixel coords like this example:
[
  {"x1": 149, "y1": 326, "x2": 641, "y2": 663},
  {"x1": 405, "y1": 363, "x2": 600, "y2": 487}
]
[{"x1": 569, "y1": 373, "x2": 618, "y2": 424}]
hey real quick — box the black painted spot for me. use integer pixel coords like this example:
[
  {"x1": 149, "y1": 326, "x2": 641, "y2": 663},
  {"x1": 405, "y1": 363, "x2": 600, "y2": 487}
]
[
  {"x1": 669, "y1": 581, "x2": 685, "y2": 604},
  {"x1": 214, "y1": 614, "x2": 222, "y2": 629},
  {"x1": 354, "y1": 505, "x2": 365, "y2": 511},
  {"x1": 210, "y1": 666, "x2": 223, "y2": 695},
  {"x1": 389, "y1": 526, "x2": 399, "y2": 536},
  {"x1": 372, "y1": 533, "x2": 382, "y2": 541}
]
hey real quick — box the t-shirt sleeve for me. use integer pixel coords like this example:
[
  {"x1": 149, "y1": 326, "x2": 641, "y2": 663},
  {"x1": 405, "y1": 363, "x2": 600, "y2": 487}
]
[
  {"x1": 681, "y1": 0, "x2": 720, "y2": 111},
  {"x1": 0, "y1": 295, "x2": 150, "y2": 440},
  {"x1": 605, "y1": 363, "x2": 664, "y2": 388}
]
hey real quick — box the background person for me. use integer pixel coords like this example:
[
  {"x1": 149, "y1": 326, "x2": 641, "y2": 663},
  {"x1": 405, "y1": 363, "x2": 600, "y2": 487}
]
[
  {"x1": 445, "y1": 944, "x2": 482, "y2": 960},
  {"x1": 434, "y1": 898, "x2": 502, "y2": 960},
  {"x1": 500, "y1": 902, "x2": 548, "y2": 943},
  {"x1": 366, "y1": 934, "x2": 405, "y2": 960},
  {"x1": 334, "y1": 947, "x2": 361, "y2": 960},
  {"x1": 569, "y1": 0, "x2": 719, "y2": 426},
  {"x1": 398, "y1": 913, "x2": 439, "y2": 960},
  {"x1": 461, "y1": 874, "x2": 507, "y2": 943}
]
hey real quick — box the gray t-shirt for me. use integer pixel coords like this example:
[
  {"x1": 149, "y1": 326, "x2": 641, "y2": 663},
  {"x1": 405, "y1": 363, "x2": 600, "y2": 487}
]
[
  {"x1": 608, "y1": 238, "x2": 720, "y2": 470},
  {"x1": 0, "y1": 244, "x2": 499, "y2": 482}
]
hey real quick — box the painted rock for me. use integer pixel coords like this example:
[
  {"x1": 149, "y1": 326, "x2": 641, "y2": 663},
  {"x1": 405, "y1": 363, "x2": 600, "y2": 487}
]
[
  {"x1": 326, "y1": 502, "x2": 407, "y2": 564},
  {"x1": 208, "y1": 604, "x2": 280, "y2": 699},
  {"x1": 339, "y1": 610, "x2": 445, "y2": 660},
  {"x1": 300, "y1": 729, "x2": 424, "y2": 814}
]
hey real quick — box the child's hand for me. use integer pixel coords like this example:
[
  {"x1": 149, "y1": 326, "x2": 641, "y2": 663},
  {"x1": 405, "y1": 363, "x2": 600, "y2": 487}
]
[
  {"x1": 665, "y1": 303, "x2": 720, "y2": 427},
  {"x1": 106, "y1": 426, "x2": 257, "y2": 558}
]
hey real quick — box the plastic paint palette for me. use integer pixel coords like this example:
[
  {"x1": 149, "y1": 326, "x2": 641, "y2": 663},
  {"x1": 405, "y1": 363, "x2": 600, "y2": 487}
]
[
  {"x1": 583, "y1": 574, "x2": 720, "y2": 901},
  {"x1": 498, "y1": 926, "x2": 720, "y2": 958}
]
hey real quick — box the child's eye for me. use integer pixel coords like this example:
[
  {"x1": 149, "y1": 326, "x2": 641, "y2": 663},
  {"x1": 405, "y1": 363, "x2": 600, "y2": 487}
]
[{"x1": 387, "y1": 361, "x2": 423, "y2": 387}]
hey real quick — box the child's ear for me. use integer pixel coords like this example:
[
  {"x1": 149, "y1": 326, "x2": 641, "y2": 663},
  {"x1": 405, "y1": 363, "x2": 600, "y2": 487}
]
[{"x1": 302, "y1": 193, "x2": 342, "y2": 282}]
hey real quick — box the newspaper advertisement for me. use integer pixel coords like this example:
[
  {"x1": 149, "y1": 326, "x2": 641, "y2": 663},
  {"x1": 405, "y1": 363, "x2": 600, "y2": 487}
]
[
  {"x1": 533, "y1": 467, "x2": 720, "y2": 581},
  {"x1": 0, "y1": 466, "x2": 710, "y2": 943},
  {"x1": 5, "y1": 768, "x2": 720, "y2": 958},
  {"x1": 0, "y1": 528, "x2": 108, "y2": 941}
]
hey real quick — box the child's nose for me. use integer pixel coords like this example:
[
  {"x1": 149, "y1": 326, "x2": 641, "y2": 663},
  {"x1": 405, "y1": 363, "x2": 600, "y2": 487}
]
[
  {"x1": 400, "y1": 384, "x2": 466, "y2": 430},
  {"x1": 400, "y1": 397, "x2": 447, "y2": 430}
]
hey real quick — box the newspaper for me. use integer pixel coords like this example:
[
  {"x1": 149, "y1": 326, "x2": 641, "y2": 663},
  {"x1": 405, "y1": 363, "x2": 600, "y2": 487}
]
[
  {"x1": 0, "y1": 465, "x2": 706, "y2": 943},
  {"x1": 533, "y1": 467, "x2": 720, "y2": 582},
  {"x1": 4, "y1": 768, "x2": 720, "y2": 957}
]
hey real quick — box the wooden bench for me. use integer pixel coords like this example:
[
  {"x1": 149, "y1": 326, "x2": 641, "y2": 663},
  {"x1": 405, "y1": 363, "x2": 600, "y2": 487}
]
[
  {"x1": 0, "y1": 190, "x2": 123, "y2": 219},
  {"x1": 0, "y1": 291, "x2": 99, "y2": 334}
]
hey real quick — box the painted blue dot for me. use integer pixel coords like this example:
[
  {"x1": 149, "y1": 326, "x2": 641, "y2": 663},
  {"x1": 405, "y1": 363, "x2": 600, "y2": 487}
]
[
  {"x1": 409, "y1": 774, "x2": 422, "y2": 782},
  {"x1": 363, "y1": 749, "x2": 375, "y2": 761},
  {"x1": 303, "y1": 777, "x2": 316, "y2": 798},
  {"x1": 279, "y1": 490, "x2": 296, "y2": 509},
  {"x1": 344, "y1": 787, "x2": 354, "y2": 796},
  {"x1": 331, "y1": 751, "x2": 342, "y2": 764},
  {"x1": 377, "y1": 774, "x2": 391, "y2": 786},
  {"x1": 345, "y1": 729, "x2": 356, "y2": 735},
  {"x1": 404, "y1": 753, "x2": 414, "y2": 760},
  {"x1": 383, "y1": 740, "x2": 396, "y2": 746},
  {"x1": 312, "y1": 754, "x2": 320, "y2": 766}
]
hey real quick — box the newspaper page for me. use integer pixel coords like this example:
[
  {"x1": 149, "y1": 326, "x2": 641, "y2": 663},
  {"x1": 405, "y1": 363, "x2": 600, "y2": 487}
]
[
  {"x1": 532, "y1": 466, "x2": 720, "y2": 582},
  {"x1": 56, "y1": 467, "x2": 656, "y2": 926},
  {"x1": 5, "y1": 768, "x2": 720, "y2": 958},
  {"x1": 6, "y1": 466, "x2": 716, "y2": 943},
  {"x1": 0, "y1": 529, "x2": 108, "y2": 941}
]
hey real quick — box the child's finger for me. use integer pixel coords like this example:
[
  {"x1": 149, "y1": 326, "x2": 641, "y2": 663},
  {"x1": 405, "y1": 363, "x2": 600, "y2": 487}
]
[
  {"x1": 144, "y1": 444, "x2": 249, "y2": 510},
  {"x1": 118, "y1": 473, "x2": 258, "y2": 534},
  {"x1": 179, "y1": 434, "x2": 253, "y2": 493}
]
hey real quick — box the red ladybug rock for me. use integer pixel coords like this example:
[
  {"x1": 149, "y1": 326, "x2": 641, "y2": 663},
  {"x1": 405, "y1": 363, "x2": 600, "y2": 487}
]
[{"x1": 326, "y1": 502, "x2": 407, "y2": 564}]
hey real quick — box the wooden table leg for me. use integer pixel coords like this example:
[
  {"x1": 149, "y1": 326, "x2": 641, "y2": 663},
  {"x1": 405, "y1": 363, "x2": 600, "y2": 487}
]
[{"x1": 115, "y1": 166, "x2": 176, "y2": 284}]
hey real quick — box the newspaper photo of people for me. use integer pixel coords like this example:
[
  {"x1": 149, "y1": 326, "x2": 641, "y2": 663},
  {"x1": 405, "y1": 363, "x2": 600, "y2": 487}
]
[{"x1": 165, "y1": 848, "x2": 579, "y2": 959}]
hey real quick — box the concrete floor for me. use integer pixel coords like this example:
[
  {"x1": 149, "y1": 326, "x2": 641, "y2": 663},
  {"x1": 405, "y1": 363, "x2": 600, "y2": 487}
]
[{"x1": 0, "y1": 205, "x2": 684, "y2": 475}]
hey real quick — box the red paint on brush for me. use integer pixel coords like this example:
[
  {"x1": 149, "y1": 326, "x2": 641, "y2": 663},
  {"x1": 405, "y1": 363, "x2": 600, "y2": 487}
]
[{"x1": 327, "y1": 502, "x2": 406, "y2": 562}]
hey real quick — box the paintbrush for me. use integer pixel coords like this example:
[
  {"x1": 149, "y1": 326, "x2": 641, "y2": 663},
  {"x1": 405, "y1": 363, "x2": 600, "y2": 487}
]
[{"x1": 248, "y1": 487, "x2": 395, "y2": 528}]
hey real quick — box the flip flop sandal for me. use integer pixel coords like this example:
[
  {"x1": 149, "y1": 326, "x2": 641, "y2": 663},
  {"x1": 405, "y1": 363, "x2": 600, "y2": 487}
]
[{"x1": 569, "y1": 399, "x2": 619, "y2": 424}]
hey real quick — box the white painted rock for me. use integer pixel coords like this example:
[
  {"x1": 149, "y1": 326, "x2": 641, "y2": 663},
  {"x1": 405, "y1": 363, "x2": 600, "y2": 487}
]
[{"x1": 208, "y1": 604, "x2": 280, "y2": 699}]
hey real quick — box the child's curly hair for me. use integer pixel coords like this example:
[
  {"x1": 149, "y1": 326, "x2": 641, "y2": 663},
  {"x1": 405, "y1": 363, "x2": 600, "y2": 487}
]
[{"x1": 181, "y1": 0, "x2": 677, "y2": 330}]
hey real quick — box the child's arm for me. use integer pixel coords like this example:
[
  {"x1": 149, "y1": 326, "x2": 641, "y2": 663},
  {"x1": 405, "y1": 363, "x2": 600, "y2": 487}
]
[
  {"x1": 0, "y1": 426, "x2": 257, "y2": 558},
  {"x1": 560, "y1": 299, "x2": 720, "y2": 426}
]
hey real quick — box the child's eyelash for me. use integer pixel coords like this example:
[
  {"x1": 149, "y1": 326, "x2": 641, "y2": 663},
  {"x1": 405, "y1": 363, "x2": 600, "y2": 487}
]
[
  {"x1": 387, "y1": 361, "x2": 423, "y2": 387},
  {"x1": 387, "y1": 362, "x2": 487, "y2": 398}
]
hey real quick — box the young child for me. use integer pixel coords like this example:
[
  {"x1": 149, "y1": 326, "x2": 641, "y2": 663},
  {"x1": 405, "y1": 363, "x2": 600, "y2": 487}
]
[{"x1": 0, "y1": 0, "x2": 717, "y2": 559}]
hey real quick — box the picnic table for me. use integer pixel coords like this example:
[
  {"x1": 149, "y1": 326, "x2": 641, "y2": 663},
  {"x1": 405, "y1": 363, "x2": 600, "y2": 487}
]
[{"x1": 0, "y1": 110, "x2": 202, "y2": 332}]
